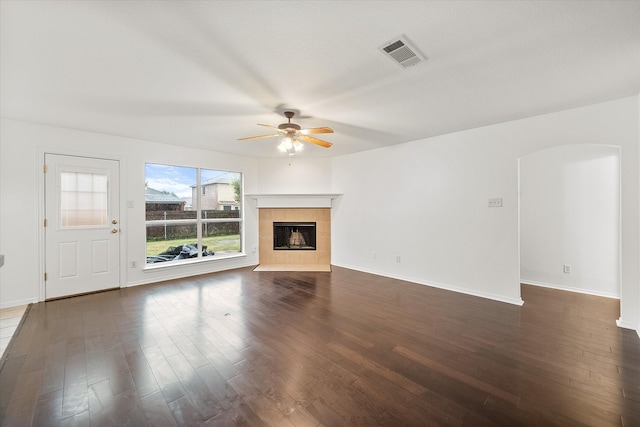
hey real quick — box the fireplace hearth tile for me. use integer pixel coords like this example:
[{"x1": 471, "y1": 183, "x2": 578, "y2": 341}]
[{"x1": 253, "y1": 264, "x2": 331, "y2": 272}]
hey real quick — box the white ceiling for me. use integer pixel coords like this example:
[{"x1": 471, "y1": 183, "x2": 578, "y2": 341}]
[{"x1": 1, "y1": 1, "x2": 639, "y2": 158}]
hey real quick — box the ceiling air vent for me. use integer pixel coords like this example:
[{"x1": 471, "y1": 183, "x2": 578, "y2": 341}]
[{"x1": 379, "y1": 36, "x2": 425, "y2": 68}]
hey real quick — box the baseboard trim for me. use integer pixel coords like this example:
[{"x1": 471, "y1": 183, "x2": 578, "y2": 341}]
[
  {"x1": 0, "y1": 297, "x2": 38, "y2": 310},
  {"x1": 520, "y1": 280, "x2": 620, "y2": 299},
  {"x1": 332, "y1": 263, "x2": 524, "y2": 306},
  {"x1": 616, "y1": 317, "x2": 637, "y2": 331},
  {"x1": 125, "y1": 262, "x2": 257, "y2": 288}
]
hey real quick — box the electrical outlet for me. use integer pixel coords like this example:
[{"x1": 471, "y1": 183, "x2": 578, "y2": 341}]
[
  {"x1": 563, "y1": 264, "x2": 572, "y2": 274},
  {"x1": 130, "y1": 260, "x2": 137, "y2": 269},
  {"x1": 488, "y1": 198, "x2": 503, "y2": 207},
  {"x1": 396, "y1": 255, "x2": 401, "y2": 263}
]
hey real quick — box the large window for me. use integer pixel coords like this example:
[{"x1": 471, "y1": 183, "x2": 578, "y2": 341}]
[{"x1": 145, "y1": 163, "x2": 242, "y2": 265}]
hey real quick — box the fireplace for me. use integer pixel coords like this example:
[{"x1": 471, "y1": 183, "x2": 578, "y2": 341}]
[
  {"x1": 273, "y1": 222, "x2": 316, "y2": 250},
  {"x1": 257, "y1": 207, "x2": 331, "y2": 269}
]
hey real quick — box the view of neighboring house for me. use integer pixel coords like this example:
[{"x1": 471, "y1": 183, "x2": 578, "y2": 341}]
[
  {"x1": 145, "y1": 187, "x2": 186, "y2": 212},
  {"x1": 192, "y1": 172, "x2": 239, "y2": 211}
]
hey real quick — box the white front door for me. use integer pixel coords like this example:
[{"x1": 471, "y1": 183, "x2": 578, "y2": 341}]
[{"x1": 45, "y1": 154, "x2": 120, "y2": 299}]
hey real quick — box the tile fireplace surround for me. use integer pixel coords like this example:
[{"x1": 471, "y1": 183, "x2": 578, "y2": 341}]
[
  {"x1": 258, "y1": 208, "x2": 331, "y2": 269},
  {"x1": 248, "y1": 194, "x2": 340, "y2": 271}
]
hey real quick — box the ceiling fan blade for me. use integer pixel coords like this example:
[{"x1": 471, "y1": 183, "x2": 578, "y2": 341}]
[
  {"x1": 237, "y1": 134, "x2": 281, "y2": 141},
  {"x1": 300, "y1": 127, "x2": 334, "y2": 135},
  {"x1": 298, "y1": 134, "x2": 333, "y2": 148},
  {"x1": 257, "y1": 124, "x2": 282, "y2": 132}
]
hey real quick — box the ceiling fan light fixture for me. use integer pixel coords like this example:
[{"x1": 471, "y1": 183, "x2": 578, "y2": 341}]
[
  {"x1": 277, "y1": 135, "x2": 304, "y2": 154},
  {"x1": 279, "y1": 135, "x2": 294, "y2": 150},
  {"x1": 238, "y1": 110, "x2": 334, "y2": 153}
]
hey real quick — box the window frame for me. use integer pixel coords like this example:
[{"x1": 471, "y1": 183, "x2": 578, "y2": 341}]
[{"x1": 144, "y1": 163, "x2": 244, "y2": 268}]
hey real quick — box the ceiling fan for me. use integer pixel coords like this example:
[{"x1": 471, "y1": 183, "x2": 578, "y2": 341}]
[{"x1": 238, "y1": 111, "x2": 333, "y2": 153}]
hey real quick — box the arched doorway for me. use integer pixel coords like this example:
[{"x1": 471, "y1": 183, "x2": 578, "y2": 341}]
[{"x1": 519, "y1": 144, "x2": 621, "y2": 298}]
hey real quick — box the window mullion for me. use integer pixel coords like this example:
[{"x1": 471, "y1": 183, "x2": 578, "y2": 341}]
[{"x1": 196, "y1": 168, "x2": 202, "y2": 258}]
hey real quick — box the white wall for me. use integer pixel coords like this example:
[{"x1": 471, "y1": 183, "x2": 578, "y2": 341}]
[
  {"x1": 331, "y1": 128, "x2": 523, "y2": 305},
  {"x1": 331, "y1": 96, "x2": 639, "y2": 326},
  {"x1": 255, "y1": 157, "x2": 333, "y2": 194},
  {"x1": 0, "y1": 119, "x2": 259, "y2": 308},
  {"x1": 519, "y1": 145, "x2": 620, "y2": 297}
]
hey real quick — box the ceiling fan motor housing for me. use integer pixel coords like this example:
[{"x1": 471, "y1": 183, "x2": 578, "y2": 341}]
[
  {"x1": 279, "y1": 111, "x2": 301, "y2": 130},
  {"x1": 278, "y1": 123, "x2": 300, "y2": 130}
]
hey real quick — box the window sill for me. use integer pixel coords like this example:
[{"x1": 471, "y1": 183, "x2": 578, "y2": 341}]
[{"x1": 143, "y1": 252, "x2": 247, "y2": 272}]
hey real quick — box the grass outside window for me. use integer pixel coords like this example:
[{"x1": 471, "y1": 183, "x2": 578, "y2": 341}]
[{"x1": 146, "y1": 234, "x2": 241, "y2": 256}]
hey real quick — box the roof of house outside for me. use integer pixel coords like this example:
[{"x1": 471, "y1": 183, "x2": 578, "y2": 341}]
[
  {"x1": 195, "y1": 172, "x2": 237, "y2": 188},
  {"x1": 145, "y1": 187, "x2": 186, "y2": 204}
]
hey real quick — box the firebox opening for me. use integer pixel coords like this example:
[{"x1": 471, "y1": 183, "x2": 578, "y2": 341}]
[{"x1": 273, "y1": 222, "x2": 316, "y2": 250}]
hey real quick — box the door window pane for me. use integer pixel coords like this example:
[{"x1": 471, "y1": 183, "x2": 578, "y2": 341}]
[{"x1": 60, "y1": 172, "x2": 108, "y2": 227}]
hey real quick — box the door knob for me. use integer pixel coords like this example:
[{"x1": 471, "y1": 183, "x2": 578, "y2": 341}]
[
  {"x1": 112, "y1": 219, "x2": 118, "y2": 224},
  {"x1": 111, "y1": 228, "x2": 118, "y2": 234}
]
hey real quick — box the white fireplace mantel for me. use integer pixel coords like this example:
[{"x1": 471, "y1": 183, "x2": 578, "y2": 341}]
[{"x1": 245, "y1": 193, "x2": 342, "y2": 208}]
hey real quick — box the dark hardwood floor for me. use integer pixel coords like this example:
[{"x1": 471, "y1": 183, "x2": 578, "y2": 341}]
[{"x1": 1, "y1": 266, "x2": 639, "y2": 426}]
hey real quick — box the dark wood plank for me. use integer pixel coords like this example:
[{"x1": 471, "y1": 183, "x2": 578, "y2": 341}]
[
  {"x1": 140, "y1": 390, "x2": 179, "y2": 427},
  {"x1": 1, "y1": 267, "x2": 639, "y2": 426}
]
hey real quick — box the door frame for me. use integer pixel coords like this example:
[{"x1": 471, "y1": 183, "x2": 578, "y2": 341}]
[
  {"x1": 38, "y1": 149, "x2": 127, "y2": 302},
  {"x1": 517, "y1": 143, "x2": 622, "y2": 300}
]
